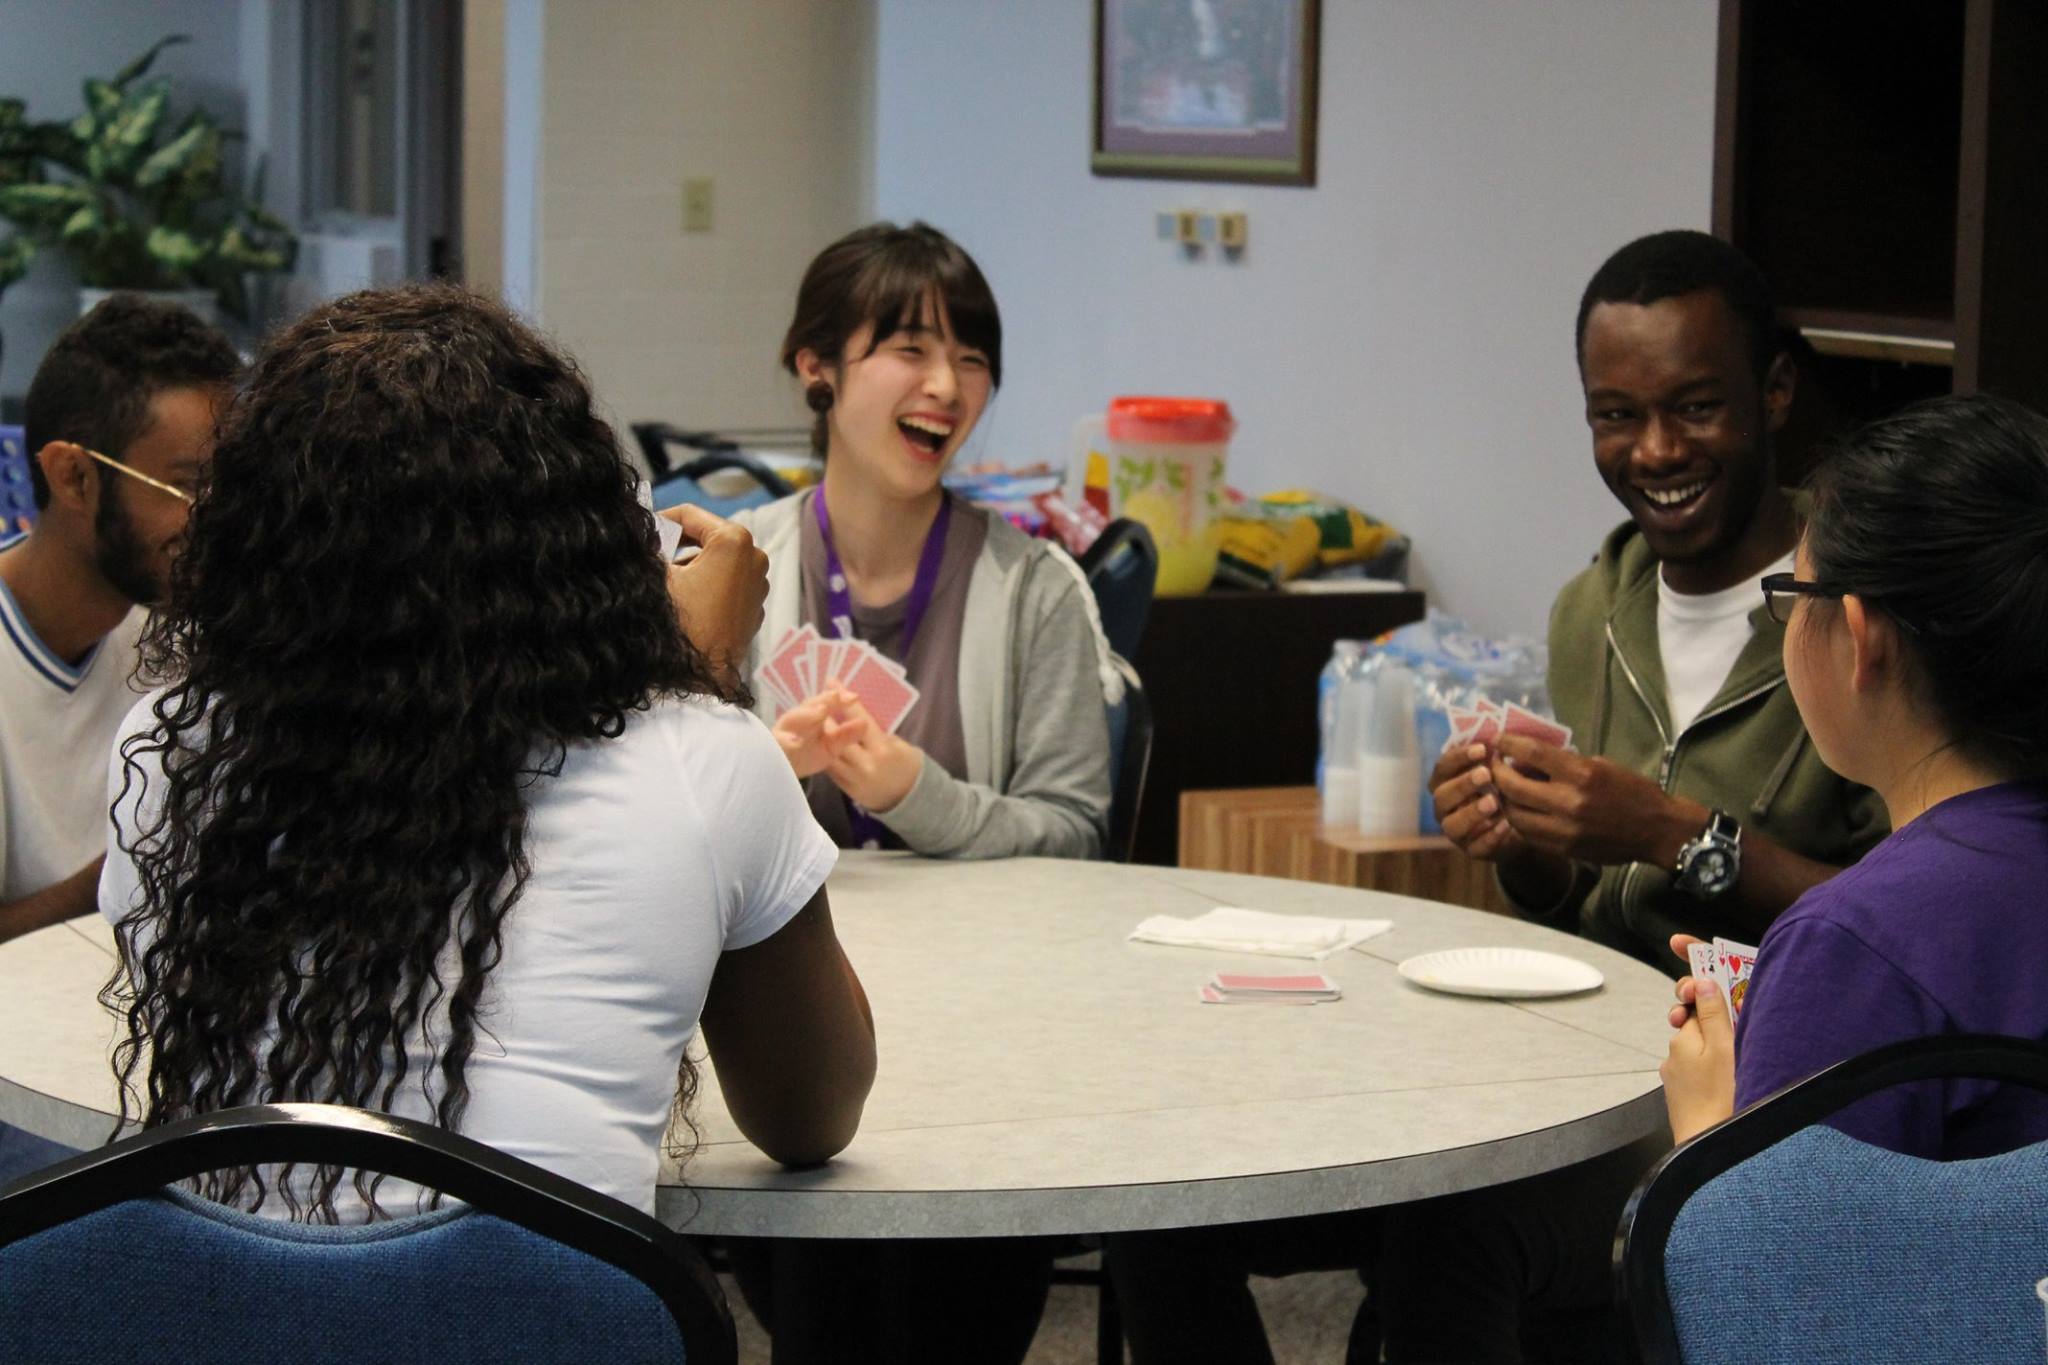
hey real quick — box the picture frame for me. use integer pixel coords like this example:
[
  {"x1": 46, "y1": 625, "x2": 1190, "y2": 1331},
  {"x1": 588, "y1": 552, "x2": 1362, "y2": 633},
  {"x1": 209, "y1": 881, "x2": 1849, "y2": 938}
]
[{"x1": 1092, "y1": 0, "x2": 1321, "y2": 186}]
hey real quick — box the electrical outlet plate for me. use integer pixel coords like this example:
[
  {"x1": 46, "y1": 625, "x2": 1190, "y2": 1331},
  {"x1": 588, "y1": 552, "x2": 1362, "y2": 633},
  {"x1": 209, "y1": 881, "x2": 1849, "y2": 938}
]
[{"x1": 682, "y1": 178, "x2": 714, "y2": 233}]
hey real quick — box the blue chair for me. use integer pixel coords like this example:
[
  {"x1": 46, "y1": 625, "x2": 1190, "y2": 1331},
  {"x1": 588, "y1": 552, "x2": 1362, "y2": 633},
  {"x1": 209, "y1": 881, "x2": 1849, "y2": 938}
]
[
  {"x1": 1, "y1": 425, "x2": 34, "y2": 535},
  {"x1": 633, "y1": 423, "x2": 802, "y2": 518},
  {"x1": 1079, "y1": 518, "x2": 1159, "y2": 661},
  {"x1": 1617, "y1": 1034, "x2": 2048, "y2": 1365},
  {"x1": 1103, "y1": 653, "x2": 1152, "y2": 865},
  {"x1": 0, "y1": 1103, "x2": 735, "y2": 1364}
]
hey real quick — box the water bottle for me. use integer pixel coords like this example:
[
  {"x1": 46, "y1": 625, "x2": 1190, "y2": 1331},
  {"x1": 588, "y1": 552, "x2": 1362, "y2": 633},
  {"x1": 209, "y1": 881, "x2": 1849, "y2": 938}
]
[
  {"x1": 1355, "y1": 662, "x2": 1421, "y2": 837},
  {"x1": 1317, "y1": 642, "x2": 1364, "y2": 827}
]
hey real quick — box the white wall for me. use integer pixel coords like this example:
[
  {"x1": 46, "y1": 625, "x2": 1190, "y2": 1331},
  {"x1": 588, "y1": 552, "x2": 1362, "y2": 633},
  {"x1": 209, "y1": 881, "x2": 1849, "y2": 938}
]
[
  {"x1": 531, "y1": 0, "x2": 875, "y2": 443},
  {"x1": 0, "y1": 3, "x2": 248, "y2": 399},
  {"x1": 872, "y1": 0, "x2": 1719, "y2": 637}
]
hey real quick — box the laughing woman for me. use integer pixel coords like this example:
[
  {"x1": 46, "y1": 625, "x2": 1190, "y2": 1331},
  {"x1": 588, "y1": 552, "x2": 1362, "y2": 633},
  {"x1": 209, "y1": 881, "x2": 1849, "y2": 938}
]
[{"x1": 735, "y1": 221, "x2": 1114, "y2": 860}]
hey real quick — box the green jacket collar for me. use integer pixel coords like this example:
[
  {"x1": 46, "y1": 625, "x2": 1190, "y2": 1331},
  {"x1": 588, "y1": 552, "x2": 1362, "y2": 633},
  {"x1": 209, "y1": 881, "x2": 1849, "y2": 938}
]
[{"x1": 1603, "y1": 531, "x2": 1787, "y2": 740}]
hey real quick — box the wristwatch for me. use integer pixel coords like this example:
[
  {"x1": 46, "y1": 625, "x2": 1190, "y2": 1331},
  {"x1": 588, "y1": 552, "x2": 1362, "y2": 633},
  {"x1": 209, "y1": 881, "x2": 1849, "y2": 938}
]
[{"x1": 1674, "y1": 809, "x2": 1742, "y2": 899}]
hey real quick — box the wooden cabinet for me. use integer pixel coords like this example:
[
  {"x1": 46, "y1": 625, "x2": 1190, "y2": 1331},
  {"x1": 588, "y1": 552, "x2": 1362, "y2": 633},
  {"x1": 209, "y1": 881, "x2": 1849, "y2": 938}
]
[
  {"x1": 1178, "y1": 787, "x2": 1513, "y2": 916},
  {"x1": 1713, "y1": 0, "x2": 2048, "y2": 452}
]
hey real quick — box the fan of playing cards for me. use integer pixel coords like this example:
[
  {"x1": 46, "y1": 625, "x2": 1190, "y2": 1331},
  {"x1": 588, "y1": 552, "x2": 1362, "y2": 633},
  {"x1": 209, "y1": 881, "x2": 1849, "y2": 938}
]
[
  {"x1": 1441, "y1": 699, "x2": 1574, "y2": 754},
  {"x1": 756, "y1": 624, "x2": 923, "y2": 734},
  {"x1": 1687, "y1": 937, "x2": 1759, "y2": 1020}
]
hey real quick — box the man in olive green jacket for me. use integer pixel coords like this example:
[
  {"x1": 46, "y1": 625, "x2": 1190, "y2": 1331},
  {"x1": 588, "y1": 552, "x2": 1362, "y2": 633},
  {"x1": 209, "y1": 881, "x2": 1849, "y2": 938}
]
[
  {"x1": 1431, "y1": 230, "x2": 1885, "y2": 977},
  {"x1": 1536, "y1": 518, "x2": 1887, "y2": 968}
]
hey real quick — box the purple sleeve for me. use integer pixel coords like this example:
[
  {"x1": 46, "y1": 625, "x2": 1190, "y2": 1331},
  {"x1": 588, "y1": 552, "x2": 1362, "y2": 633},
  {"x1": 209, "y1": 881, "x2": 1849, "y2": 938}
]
[{"x1": 1734, "y1": 916, "x2": 1947, "y2": 1156}]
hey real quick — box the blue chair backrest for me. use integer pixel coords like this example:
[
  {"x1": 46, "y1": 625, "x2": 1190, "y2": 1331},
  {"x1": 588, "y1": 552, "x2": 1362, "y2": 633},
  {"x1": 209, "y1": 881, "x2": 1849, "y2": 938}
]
[
  {"x1": 0, "y1": 426, "x2": 33, "y2": 534},
  {"x1": 0, "y1": 1186, "x2": 686, "y2": 1363},
  {"x1": 1663, "y1": 1124, "x2": 2048, "y2": 1363}
]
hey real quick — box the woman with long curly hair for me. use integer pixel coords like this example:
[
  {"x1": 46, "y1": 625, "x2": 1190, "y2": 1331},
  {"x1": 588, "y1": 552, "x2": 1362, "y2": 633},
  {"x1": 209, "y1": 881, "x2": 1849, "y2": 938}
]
[{"x1": 98, "y1": 284, "x2": 875, "y2": 1222}]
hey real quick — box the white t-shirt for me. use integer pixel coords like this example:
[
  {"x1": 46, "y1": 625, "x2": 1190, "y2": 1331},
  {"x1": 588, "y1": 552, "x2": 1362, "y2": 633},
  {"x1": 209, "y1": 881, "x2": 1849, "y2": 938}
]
[
  {"x1": 100, "y1": 692, "x2": 837, "y2": 1218},
  {"x1": 0, "y1": 559, "x2": 148, "y2": 902},
  {"x1": 1656, "y1": 550, "x2": 1794, "y2": 734}
]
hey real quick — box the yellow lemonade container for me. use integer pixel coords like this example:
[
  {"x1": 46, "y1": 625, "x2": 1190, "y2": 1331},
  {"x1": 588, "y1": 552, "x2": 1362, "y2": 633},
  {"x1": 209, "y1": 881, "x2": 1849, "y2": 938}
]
[{"x1": 1082, "y1": 396, "x2": 1236, "y2": 596}]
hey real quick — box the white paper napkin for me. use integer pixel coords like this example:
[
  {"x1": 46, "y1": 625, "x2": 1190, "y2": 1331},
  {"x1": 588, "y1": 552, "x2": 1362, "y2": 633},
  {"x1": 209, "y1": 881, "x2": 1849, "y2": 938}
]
[{"x1": 1128, "y1": 906, "x2": 1392, "y2": 960}]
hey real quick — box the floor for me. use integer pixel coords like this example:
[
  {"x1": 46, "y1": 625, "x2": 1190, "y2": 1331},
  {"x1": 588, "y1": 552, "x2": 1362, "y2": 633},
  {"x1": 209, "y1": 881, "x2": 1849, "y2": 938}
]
[{"x1": 722, "y1": 1258, "x2": 1367, "y2": 1364}]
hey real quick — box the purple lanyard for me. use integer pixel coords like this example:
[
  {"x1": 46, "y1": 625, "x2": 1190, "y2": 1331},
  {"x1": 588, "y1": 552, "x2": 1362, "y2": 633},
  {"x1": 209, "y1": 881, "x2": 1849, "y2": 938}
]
[
  {"x1": 813, "y1": 488, "x2": 951, "y2": 651},
  {"x1": 812, "y1": 489, "x2": 951, "y2": 849}
]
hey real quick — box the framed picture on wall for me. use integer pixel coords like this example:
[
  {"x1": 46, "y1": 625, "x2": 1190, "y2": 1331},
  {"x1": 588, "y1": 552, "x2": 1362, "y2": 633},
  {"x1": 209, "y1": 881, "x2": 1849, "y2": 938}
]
[{"x1": 1092, "y1": 0, "x2": 1321, "y2": 185}]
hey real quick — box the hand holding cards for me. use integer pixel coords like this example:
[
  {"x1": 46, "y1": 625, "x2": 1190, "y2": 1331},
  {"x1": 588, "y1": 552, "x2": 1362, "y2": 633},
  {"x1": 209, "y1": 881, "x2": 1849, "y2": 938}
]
[
  {"x1": 1684, "y1": 936, "x2": 1758, "y2": 1023},
  {"x1": 1442, "y1": 699, "x2": 1573, "y2": 755},
  {"x1": 757, "y1": 625, "x2": 921, "y2": 734}
]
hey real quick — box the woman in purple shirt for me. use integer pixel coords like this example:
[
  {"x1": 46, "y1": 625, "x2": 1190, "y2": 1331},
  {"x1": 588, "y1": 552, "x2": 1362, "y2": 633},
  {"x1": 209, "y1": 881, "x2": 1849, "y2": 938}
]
[{"x1": 1663, "y1": 393, "x2": 2048, "y2": 1159}]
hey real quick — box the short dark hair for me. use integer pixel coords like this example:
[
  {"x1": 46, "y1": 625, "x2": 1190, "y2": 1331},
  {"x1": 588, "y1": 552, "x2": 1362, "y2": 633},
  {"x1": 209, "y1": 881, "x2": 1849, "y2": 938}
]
[
  {"x1": 22, "y1": 294, "x2": 241, "y2": 509},
  {"x1": 1575, "y1": 230, "x2": 1781, "y2": 381},
  {"x1": 1805, "y1": 392, "x2": 2048, "y2": 780},
  {"x1": 780, "y1": 221, "x2": 1002, "y2": 455}
]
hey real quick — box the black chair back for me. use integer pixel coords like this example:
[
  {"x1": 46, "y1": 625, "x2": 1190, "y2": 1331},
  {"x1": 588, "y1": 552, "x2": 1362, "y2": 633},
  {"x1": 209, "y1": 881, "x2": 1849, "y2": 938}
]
[
  {"x1": 1079, "y1": 519, "x2": 1159, "y2": 661},
  {"x1": 1106, "y1": 654, "x2": 1153, "y2": 865}
]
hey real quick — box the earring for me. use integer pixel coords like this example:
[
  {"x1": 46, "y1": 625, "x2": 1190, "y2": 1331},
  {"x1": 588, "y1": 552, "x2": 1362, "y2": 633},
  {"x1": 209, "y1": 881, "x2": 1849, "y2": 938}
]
[{"x1": 805, "y1": 381, "x2": 834, "y2": 415}]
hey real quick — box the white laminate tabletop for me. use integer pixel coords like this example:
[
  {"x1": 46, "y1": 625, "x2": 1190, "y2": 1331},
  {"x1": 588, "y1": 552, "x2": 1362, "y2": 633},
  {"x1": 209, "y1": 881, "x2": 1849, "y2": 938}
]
[{"x1": 0, "y1": 855, "x2": 1678, "y2": 1239}]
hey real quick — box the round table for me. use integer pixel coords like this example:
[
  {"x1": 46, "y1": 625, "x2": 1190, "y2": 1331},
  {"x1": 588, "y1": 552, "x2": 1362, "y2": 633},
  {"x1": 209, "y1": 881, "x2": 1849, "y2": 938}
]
[{"x1": 0, "y1": 855, "x2": 1677, "y2": 1239}]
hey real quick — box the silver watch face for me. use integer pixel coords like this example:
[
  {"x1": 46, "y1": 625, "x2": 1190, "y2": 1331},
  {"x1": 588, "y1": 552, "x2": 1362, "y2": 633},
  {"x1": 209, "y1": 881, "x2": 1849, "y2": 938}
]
[{"x1": 1694, "y1": 848, "x2": 1733, "y2": 889}]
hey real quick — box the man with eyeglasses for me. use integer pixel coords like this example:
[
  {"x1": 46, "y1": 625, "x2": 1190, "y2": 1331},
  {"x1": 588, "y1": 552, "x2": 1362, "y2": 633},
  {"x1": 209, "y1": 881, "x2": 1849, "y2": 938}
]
[
  {"x1": 0, "y1": 297, "x2": 233, "y2": 1180},
  {"x1": 0, "y1": 296, "x2": 237, "y2": 950}
]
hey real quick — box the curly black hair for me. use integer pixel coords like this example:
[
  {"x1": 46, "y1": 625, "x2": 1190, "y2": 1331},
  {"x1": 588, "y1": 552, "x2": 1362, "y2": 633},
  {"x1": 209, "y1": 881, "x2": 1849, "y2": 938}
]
[
  {"x1": 104, "y1": 284, "x2": 739, "y2": 1218},
  {"x1": 23, "y1": 293, "x2": 242, "y2": 509}
]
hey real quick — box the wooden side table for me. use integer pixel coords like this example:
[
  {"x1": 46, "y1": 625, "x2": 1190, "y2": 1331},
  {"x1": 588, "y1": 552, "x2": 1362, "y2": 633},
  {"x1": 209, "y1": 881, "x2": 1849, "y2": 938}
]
[{"x1": 1179, "y1": 786, "x2": 1514, "y2": 916}]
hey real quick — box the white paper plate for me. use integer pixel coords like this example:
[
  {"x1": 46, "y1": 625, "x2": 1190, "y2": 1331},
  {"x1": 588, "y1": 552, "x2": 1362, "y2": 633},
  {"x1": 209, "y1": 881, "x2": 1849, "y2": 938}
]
[{"x1": 1397, "y1": 947, "x2": 1604, "y2": 999}]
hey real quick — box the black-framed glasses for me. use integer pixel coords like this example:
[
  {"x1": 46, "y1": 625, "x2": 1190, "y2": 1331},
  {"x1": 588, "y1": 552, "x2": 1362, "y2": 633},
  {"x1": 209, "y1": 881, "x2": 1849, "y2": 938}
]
[
  {"x1": 1760, "y1": 572, "x2": 1843, "y2": 626},
  {"x1": 1761, "y1": 572, "x2": 1923, "y2": 634}
]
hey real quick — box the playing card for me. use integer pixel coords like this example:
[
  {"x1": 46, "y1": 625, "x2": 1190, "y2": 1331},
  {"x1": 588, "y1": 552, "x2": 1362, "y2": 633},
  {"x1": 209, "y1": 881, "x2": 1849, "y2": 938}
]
[
  {"x1": 1686, "y1": 941, "x2": 1720, "y2": 989},
  {"x1": 765, "y1": 626, "x2": 816, "y2": 706},
  {"x1": 844, "y1": 651, "x2": 920, "y2": 733},
  {"x1": 1469, "y1": 702, "x2": 1505, "y2": 747},
  {"x1": 1502, "y1": 702, "x2": 1573, "y2": 750},
  {"x1": 1712, "y1": 937, "x2": 1759, "y2": 1019},
  {"x1": 754, "y1": 666, "x2": 796, "y2": 714},
  {"x1": 1212, "y1": 972, "x2": 1339, "y2": 994}
]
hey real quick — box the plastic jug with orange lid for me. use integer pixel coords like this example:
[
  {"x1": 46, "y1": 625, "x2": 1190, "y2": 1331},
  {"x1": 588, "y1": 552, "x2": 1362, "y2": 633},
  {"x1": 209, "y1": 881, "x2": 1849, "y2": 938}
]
[{"x1": 1071, "y1": 396, "x2": 1235, "y2": 596}]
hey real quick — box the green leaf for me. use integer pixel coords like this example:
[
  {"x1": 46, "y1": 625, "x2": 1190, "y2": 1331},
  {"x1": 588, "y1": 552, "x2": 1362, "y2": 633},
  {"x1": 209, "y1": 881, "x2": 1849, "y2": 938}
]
[
  {"x1": 82, "y1": 79, "x2": 122, "y2": 125},
  {"x1": 145, "y1": 223, "x2": 208, "y2": 272},
  {"x1": 0, "y1": 181, "x2": 97, "y2": 230},
  {"x1": 114, "y1": 35, "x2": 191, "y2": 90},
  {"x1": 59, "y1": 202, "x2": 103, "y2": 244},
  {"x1": 134, "y1": 119, "x2": 211, "y2": 189},
  {"x1": 214, "y1": 222, "x2": 291, "y2": 273},
  {"x1": 0, "y1": 100, "x2": 24, "y2": 132},
  {"x1": 99, "y1": 83, "x2": 170, "y2": 175}
]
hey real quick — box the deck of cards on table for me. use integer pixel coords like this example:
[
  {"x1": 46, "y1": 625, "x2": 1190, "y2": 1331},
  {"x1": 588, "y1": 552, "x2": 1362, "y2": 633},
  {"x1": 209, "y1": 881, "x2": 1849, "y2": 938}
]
[
  {"x1": 1441, "y1": 699, "x2": 1573, "y2": 753},
  {"x1": 757, "y1": 624, "x2": 922, "y2": 733},
  {"x1": 1198, "y1": 972, "x2": 1343, "y2": 1005},
  {"x1": 1687, "y1": 937, "x2": 1760, "y2": 1019}
]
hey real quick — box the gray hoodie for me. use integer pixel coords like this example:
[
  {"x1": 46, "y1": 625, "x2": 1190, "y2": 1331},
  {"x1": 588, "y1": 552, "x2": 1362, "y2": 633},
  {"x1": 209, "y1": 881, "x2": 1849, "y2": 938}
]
[{"x1": 733, "y1": 493, "x2": 1115, "y2": 859}]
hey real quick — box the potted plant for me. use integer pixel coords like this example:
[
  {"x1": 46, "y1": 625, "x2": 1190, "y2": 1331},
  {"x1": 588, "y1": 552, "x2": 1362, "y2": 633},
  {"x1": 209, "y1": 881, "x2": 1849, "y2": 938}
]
[
  {"x1": 0, "y1": 36, "x2": 296, "y2": 329},
  {"x1": 0, "y1": 94, "x2": 40, "y2": 380}
]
